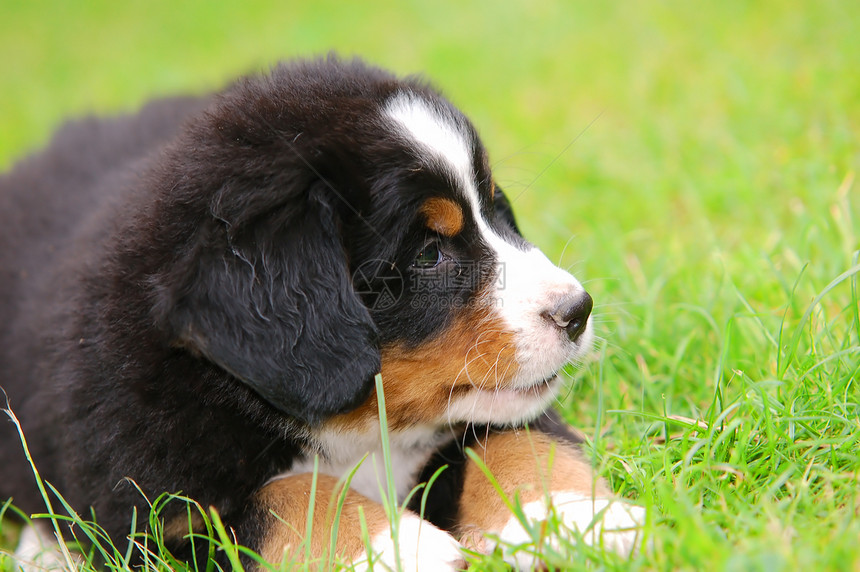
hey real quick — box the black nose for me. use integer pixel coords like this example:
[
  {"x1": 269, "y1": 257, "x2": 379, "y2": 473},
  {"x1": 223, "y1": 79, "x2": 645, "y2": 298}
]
[{"x1": 543, "y1": 291, "x2": 593, "y2": 342}]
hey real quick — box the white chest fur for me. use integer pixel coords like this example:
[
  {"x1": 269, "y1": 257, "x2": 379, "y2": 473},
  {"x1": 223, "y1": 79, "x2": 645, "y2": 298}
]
[{"x1": 278, "y1": 424, "x2": 454, "y2": 504}]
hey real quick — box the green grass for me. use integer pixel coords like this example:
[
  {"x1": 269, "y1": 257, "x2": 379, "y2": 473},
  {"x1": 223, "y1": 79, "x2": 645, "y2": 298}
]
[{"x1": 1, "y1": 1, "x2": 859, "y2": 570}]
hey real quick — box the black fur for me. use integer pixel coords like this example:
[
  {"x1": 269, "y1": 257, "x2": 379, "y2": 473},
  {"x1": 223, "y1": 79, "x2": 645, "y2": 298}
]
[{"x1": 0, "y1": 57, "x2": 485, "y2": 549}]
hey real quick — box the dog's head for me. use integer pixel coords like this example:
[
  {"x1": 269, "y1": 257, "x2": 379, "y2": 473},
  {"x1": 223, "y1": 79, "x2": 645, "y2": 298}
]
[{"x1": 152, "y1": 57, "x2": 592, "y2": 428}]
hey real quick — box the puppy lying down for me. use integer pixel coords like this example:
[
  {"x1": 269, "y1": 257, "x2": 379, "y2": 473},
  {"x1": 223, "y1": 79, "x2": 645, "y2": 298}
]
[{"x1": 0, "y1": 56, "x2": 644, "y2": 569}]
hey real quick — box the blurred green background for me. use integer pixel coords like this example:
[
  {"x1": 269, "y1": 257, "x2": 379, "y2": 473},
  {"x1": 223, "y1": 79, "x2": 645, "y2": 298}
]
[
  {"x1": 2, "y1": 1, "x2": 857, "y2": 261},
  {"x1": 2, "y1": 1, "x2": 860, "y2": 568},
  {"x1": 2, "y1": 1, "x2": 857, "y2": 268}
]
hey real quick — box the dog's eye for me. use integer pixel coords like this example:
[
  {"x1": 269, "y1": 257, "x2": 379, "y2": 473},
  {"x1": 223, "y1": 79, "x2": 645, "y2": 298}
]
[{"x1": 413, "y1": 242, "x2": 443, "y2": 269}]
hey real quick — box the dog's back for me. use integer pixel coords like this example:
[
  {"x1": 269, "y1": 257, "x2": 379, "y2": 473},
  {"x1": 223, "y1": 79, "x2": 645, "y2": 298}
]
[{"x1": 0, "y1": 96, "x2": 205, "y2": 512}]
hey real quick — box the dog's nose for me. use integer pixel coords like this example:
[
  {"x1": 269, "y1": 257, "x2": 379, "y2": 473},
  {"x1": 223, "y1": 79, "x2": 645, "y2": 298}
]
[{"x1": 543, "y1": 291, "x2": 593, "y2": 342}]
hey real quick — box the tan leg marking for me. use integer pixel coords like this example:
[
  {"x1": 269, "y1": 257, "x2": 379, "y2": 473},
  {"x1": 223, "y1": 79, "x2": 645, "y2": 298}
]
[
  {"x1": 162, "y1": 510, "x2": 206, "y2": 543},
  {"x1": 457, "y1": 430, "x2": 608, "y2": 534},
  {"x1": 256, "y1": 473, "x2": 388, "y2": 566}
]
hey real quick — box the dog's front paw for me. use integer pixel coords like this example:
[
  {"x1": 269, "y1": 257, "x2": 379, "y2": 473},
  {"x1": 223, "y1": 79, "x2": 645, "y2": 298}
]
[
  {"x1": 494, "y1": 492, "x2": 646, "y2": 568},
  {"x1": 355, "y1": 512, "x2": 465, "y2": 571}
]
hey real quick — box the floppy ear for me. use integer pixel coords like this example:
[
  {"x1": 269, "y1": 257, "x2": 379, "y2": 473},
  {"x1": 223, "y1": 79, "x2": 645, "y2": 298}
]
[{"x1": 163, "y1": 185, "x2": 380, "y2": 424}]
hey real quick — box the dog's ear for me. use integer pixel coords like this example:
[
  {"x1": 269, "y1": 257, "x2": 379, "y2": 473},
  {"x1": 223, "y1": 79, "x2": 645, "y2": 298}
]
[
  {"x1": 161, "y1": 184, "x2": 379, "y2": 425},
  {"x1": 492, "y1": 184, "x2": 522, "y2": 236}
]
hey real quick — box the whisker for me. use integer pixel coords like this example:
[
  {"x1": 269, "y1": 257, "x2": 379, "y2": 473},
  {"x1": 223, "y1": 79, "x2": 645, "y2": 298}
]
[
  {"x1": 556, "y1": 234, "x2": 578, "y2": 268},
  {"x1": 562, "y1": 259, "x2": 586, "y2": 275},
  {"x1": 446, "y1": 331, "x2": 510, "y2": 428},
  {"x1": 509, "y1": 111, "x2": 604, "y2": 205}
]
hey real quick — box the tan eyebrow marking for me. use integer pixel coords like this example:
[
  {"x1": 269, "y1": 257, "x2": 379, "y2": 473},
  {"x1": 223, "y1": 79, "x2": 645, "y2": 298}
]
[{"x1": 420, "y1": 197, "x2": 464, "y2": 237}]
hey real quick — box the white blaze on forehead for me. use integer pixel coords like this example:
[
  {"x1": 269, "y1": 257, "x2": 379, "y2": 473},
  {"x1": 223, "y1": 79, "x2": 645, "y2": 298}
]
[
  {"x1": 385, "y1": 91, "x2": 592, "y2": 396},
  {"x1": 383, "y1": 92, "x2": 492, "y2": 234},
  {"x1": 384, "y1": 93, "x2": 476, "y2": 198}
]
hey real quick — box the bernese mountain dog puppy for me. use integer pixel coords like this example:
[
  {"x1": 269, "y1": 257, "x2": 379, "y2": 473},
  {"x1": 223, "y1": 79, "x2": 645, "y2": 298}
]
[{"x1": 0, "y1": 56, "x2": 644, "y2": 569}]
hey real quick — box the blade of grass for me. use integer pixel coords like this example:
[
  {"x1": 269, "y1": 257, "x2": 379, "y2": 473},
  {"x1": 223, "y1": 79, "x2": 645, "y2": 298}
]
[{"x1": 374, "y1": 373, "x2": 402, "y2": 572}]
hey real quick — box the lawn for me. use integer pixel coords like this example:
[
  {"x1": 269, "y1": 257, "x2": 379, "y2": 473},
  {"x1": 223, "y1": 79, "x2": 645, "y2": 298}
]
[{"x1": 1, "y1": 1, "x2": 859, "y2": 570}]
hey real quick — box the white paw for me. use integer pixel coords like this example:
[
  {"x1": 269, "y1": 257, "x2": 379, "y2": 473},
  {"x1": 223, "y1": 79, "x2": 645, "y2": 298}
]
[
  {"x1": 14, "y1": 524, "x2": 76, "y2": 572},
  {"x1": 495, "y1": 492, "x2": 646, "y2": 568},
  {"x1": 355, "y1": 512, "x2": 464, "y2": 571}
]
